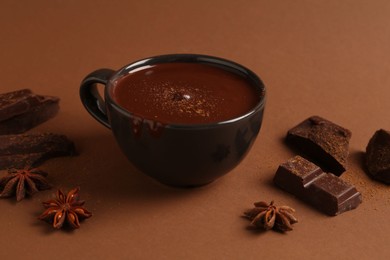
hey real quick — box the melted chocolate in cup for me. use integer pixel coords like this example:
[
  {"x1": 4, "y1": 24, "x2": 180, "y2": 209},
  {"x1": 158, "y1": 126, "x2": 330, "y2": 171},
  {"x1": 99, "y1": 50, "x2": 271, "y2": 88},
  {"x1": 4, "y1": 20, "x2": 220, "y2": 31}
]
[
  {"x1": 111, "y1": 62, "x2": 260, "y2": 125},
  {"x1": 80, "y1": 54, "x2": 266, "y2": 187}
]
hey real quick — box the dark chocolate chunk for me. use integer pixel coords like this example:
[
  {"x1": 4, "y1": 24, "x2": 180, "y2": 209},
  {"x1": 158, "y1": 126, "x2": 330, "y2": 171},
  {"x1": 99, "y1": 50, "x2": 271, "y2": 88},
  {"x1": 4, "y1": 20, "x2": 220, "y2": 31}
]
[
  {"x1": 0, "y1": 89, "x2": 40, "y2": 121},
  {"x1": 0, "y1": 133, "x2": 76, "y2": 169},
  {"x1": 0, "y1": 89, "x2": 59, "y2": 134},
  {"x1": 286, "y1": 116, "x2": 351, "y2": 176},
  {"x1": 365, "y1": 129, "x2": 390, "y2": 184},
  {"x1": 274, "y1": 155, "x2": 362, "y2": 216}
]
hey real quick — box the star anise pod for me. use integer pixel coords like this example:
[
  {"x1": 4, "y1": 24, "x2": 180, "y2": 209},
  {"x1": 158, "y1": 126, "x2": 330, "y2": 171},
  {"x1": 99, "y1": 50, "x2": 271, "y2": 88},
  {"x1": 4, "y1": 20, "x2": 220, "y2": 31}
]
[
  {"x1": 244, "y1": 200, "x2": 298, "y2": 232},
  {"x1": 38, "y1": 187, "x2": 92, "y2": 229},
  {"x1": 0, "y1": 167, "x2": 52, "y2": 201}
]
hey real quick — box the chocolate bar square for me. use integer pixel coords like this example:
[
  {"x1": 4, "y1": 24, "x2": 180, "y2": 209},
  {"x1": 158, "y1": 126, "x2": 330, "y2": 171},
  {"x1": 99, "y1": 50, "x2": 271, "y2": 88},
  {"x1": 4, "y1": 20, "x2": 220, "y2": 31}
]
[{"x1": 274, "y1": 155, "x2": 362, "y2": 216}]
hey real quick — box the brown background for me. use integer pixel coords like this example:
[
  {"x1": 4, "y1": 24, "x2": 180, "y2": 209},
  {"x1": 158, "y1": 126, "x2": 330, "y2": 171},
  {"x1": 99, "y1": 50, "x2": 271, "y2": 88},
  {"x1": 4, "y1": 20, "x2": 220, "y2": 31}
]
[{"x1": 1, "y1": 0, "x2": 390, "y2": 259}]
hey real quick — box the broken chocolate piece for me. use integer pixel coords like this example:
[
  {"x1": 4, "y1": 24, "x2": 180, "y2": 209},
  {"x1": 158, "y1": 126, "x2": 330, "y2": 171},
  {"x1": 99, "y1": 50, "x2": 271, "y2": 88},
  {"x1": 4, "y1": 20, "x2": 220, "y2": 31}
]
[
  {"x1": 0, "y1": 89, "x2": 40, "y2": 121},
  {"x1": 286, "y1": 116, "x2": 351, "y2": 176},
  {"x1": 365, "y1": 129, "x2": 390, "y2": 184},
  {"x1": 274, "y1": 155, "x2": 362, "y2": 216},
  {"x1": 0, "y1": 133, "x2": 76, "y2": 169},
  {"x1": 0, "y1": 89, "x2": 59, "y2": 134}
]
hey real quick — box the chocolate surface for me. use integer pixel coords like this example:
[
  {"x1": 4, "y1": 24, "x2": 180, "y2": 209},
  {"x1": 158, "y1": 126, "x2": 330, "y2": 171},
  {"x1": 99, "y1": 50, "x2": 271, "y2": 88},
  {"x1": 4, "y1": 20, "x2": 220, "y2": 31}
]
[
  {"x1": 112, "y1": 62, "x2": 261, "y2": 124},
  {"x1": 0, "y1": 89, "x2": 59, "y2": 134},
  {"x1": 286, "y1": 116, "x2": 351, "y2": 176},
  {"x1": 0, "y1": 133, "x2": 76, "y2": 169},
  {"x1": 365, "y1": 129, "x2": 390, "y2": 184},
  {"x1": 274, "y1": 155, "x2": 362, "y2": 216}
]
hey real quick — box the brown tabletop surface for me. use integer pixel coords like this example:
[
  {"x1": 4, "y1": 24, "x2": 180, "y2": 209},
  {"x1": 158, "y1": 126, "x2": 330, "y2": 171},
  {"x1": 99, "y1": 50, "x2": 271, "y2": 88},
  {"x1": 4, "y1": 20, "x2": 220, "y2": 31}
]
[{"x1": 1, "y1": 0, "x2": 390, "y2": 259}]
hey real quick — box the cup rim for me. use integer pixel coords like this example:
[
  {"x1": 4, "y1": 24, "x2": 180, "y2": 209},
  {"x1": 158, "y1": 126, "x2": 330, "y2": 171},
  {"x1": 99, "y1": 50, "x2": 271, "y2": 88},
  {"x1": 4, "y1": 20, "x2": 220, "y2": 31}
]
[{"x1": 105, "y1": 54, "x2": 266, "y2": 129}]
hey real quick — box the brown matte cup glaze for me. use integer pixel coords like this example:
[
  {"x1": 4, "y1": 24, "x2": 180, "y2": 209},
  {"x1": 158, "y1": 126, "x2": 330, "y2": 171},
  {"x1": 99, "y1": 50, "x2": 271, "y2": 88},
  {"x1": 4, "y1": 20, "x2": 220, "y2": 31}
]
[{"x1": 80, "y1": 54, "x2": 266, "y2": 187}]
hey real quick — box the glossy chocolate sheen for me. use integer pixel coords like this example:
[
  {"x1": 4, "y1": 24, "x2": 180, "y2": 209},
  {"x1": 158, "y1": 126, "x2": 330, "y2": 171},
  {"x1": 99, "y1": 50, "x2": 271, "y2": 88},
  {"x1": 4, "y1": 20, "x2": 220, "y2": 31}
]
[
  {"x1": 111, "y1": 62, "x2": 260, "y2": 125},
  {"x1": 274, "y1": 155, "x2": 362, "y2": 216}
]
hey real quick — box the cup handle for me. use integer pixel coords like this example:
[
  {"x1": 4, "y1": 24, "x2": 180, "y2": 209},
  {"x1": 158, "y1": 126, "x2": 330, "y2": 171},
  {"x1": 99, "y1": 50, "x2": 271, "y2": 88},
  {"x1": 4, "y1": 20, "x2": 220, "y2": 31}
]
[{"x1": 80, "y1": 69, "x2": 115, "y2": 128}]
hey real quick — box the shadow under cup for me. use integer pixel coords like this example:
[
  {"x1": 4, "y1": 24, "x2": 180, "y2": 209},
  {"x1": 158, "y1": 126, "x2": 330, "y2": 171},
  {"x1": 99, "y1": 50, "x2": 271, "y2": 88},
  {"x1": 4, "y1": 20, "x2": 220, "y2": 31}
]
[{"x1": 80, "y1": 54, "x2": 266, "y2": 187}]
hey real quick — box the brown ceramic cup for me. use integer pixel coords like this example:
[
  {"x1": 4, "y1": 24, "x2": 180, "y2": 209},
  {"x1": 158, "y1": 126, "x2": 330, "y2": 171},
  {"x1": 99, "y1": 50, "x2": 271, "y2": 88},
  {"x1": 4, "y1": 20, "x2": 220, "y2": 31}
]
[{"x1": 80, "y1": 54, "x2": 266, "y2": 187}]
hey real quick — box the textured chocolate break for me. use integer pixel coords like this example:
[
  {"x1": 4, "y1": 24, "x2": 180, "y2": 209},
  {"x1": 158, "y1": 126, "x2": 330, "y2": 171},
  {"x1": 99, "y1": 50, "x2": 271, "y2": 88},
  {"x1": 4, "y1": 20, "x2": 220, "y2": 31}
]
[
  {"x1": 365, "y1": 129, "x2": 390, "y2": 184},
  {"x1": 0, "y1": 89, "x2": 59, "y2": 134},
  {"x1": 274, "y1": 155, "x2": 362, "y2": 216},
  {"x1": 286, "y1": 116, "x2": 352, "y2": 176},
  {"x1": 0, "y1": 133, "x2": 76, "y2": 170}
]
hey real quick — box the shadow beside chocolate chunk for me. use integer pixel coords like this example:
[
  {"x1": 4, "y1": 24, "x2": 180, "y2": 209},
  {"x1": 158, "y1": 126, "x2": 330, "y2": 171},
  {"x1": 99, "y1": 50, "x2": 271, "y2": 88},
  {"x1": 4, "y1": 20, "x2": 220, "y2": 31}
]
[
  {"x1": 365, "y1": 129, "x2": 390, "y2": 184},
  {"x1": 286, "y1": 116, "x2": 351, "y2": 176}
]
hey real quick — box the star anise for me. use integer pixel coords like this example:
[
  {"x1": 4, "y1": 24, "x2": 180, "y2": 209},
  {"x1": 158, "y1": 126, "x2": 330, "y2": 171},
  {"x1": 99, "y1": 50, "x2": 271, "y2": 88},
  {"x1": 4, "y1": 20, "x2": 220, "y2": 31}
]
[
  {"x1": 244, "y1": 200, "x2": 298, "y2": 232},
  {"x1": 0, "y1": 167, "x2": 52, "y2": 201},
  {"x1": 38, "y1": 187, "x2": 92, "y2": 229}
]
